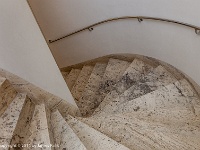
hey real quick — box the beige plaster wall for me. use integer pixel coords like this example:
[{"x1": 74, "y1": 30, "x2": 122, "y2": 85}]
[
  {"x1": 0, "y1": 0, "x2": 77, "y2": 107},
  {"x1": 28, "y1": 0, "x2": 200, "y2": 86}
]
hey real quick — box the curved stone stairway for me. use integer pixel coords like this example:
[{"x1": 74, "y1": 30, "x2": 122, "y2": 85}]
[{"x1": 1, "y1": 57, "x2": 200, "y2": 149}]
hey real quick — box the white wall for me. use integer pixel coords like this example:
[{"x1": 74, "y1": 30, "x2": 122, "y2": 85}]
[
  {"x1": 28, "y1": 0, "x2": 200, "y2": 85},
  {"x1": 0, "y1": 0, "x2": 77, "y2": 107}
]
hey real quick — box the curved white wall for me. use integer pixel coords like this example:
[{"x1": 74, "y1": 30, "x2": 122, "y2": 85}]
[
  {"x1": 29, "y1": 0, "x2": 200, "y2": 85},
  {"x1": 0, "y1": 0, "x2": 77, "y2": 107}
]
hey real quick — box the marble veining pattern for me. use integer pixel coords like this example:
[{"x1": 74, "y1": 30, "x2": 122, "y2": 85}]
[
  {"x1": 90, "y1": 58, "x2": 130, "y2": 115},
  {"x1": 93, "y1": 90, "x2": 119, "y2": 115},
  {"x1": 113, "y1": 81, "x2": 195, "y2": 114},
  {"x1": 66, "y1": 115, "x2": 130, "y2": 150},
  {"x1": 84, "y1": 63, "x2": 107, "y2": 93},
  {"x1": 65, "y1": 69, "x2": 81, "y2": 90},
  {"x1": 78, "y1": 90, "x2": 99, "y2": 116},
  {"x1": 71, "y1": 66, "x2": 94, "y2": 103},
  {"x1": 94, "y1": 59, "x2": 153, "y2": 115},
  {"x1": 0, "y1": 93, "x2": 26, "y2": 149},
  {"x1": 78, "y1": 63, "x2": 107, "y2": 116},
  {"x1": 94, "y1": 65, "x2": 178, "y2": 115},
  {"x1": 141, "y1": 65, "x2": 177, "y2": 91},
  {"x1": 23, "y1": 104, "x2": 52, "y2": 150},
  {"x1": 51, "y1": 110, "x2": 87, "y2": 150},
  {"x1": 98, "y1": 58, "x2": 130, "y2": 95},
  {"x1": 114, "y1": 59, "x2": 154, "y2": 94}
]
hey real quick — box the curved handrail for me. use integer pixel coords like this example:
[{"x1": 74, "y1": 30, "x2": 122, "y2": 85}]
[{"x1": 49, "y1": 16, "x2": 200, "y2": 44}]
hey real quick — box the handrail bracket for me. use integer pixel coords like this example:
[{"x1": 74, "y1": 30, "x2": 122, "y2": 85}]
[
  {"x1": 88, "y1": 27, "x2": 94, "y2": 32},
  {"x1": 137, "y1": 17, "x2": 143, "y2": 22},
  {"x1": 195, "y1": 29, "x2": 200, "y2": 35}
]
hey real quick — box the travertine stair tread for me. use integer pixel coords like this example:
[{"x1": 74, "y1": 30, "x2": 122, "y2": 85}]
[
  {"x1": 78, "y1": 63, "x2": 107, "y2": 116},
  {"x1": 10, "y1": 97, "x2": 35, "y2": 150},
  {"x1": 66, "y1": 69, "x2": 81, "y2": 90},
  {"x1": 0, "y1": 93, "x2": 26, "y2": 149},
  {"x1": 120, "y1": 107, "x2": 200, "y2": 128},
  {"x1": 55, "y1": 99, "x2": 82, "y2": 118},
  {"x1": 112, "y1": 79, "x2": 200, "y2": 116},
  {"x1": 23, "y1": 104, "x2": 52, "y2": 150},
  {"x1": 94, "y1": 65, "x2": 178, "y2": 115},
  {"x1": 91, "y1": 108, "x2": 200, "y2": 141},
  {"x1": 120, "y1": 111, "x2": 200, "y2": 146},
  {"x1": 80, "y1": 115, "x2": 169, "y2": 150},
  {"x1": 114, "y1": 58, "x2": 154, "y2": 94},
  {"x1": 174, "y1": 79, "x2": 199, "y2": 98},
  {"x1": 98, "y1": 58, "x2": 131, "y2": 95},
  {"x1": 1, "y1": 55, "x2": 200, "y2": 150},
  {"x1": 0, "y1": 76, "x2": 7, "y2": 86},
  {"x1": 174, "y1": 79, "x2": 200, "y2": 115},
  {"x1": 71, "y1": 65, "x2": 94, "y2": 103},
  {"x1": 65, "y1": 115, "x2": 130, "y2": 150},
  {"x1": 45, "y1": 105, "x2": 56, "y2": 149},
  {"x1": 80, "y1": 113, "x2": 200, "y2": 150},
  {"x1": 84, "y1": 63, "x2": 107, "y2": 92},
  {"x1": 0, "y1": 78, "x2": 17, "y2": 116},
  {"x1": 94, "y1": 59, "x2": 154, "y2": 114},
  {"x1": 51, "y1": 110, "x2": 87, "y2": 150},
  {"x1": 89, "y1": 58, "x2": 130, "y2": 115}
]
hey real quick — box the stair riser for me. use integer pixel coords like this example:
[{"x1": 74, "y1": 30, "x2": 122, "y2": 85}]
[
  {"x1": 94, "y1": 66, "x2": 177, "y2": 115},
  {"x1": 51, "y1": 110, "x2": 87, "y2": 150},
  {"x1": 0, "y1": 93, "x2": 26, "y2": 150},
  {"x1": 10, "y1": 97, "x2": 35, "y2": 150},
  {"x1": 0, "y1": 80, "x2": 17, "y2": 116},
  {"x1": 23, "y1": 104, "x2": 53, "y2": 150}
]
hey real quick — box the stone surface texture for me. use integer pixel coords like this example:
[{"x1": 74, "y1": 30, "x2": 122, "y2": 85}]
[
  {"x1": 0, "y1": 93, "x2": 26, "y2": 149},
  {"x1": 0, "y1": 76, "x2": 6, "y2": 86},
  {"x1": 80, "y1": 113, "x2": 200, "y2": 150},
  {"x1": 94, "y1": 59, "x2": 154, "y2": 115},
  {"x1": 23, "y1": 104, "x2": 52, "y2": 150},
  {"x1": 10, "y1": 97, "x2": 35, "y2": 150},
  {"x1": 94, "y1": 65, "x2": 178, "y2": 116},
  {"x1": 1, "y1": 55, "x2": 200, "y2": 150},
  {"x1": 65, "y1": 69, "x2": 81, "y2": 90},
  {"x1": 98, "y1": 58, "x2": 130, "y2": 96},
  {"x1": 61, "y1": 71, "x2": 69, "y2": 79},
  {"x1": 90, "y1": 58, "x2": 131, "y2": 115},
  {"x1": 71, "y1": 66, "x2": 94, "y2": 103},
  {"x1": 0, "y1": 69, "x2": 80, "y2": 117},
  {"x1": 111, "y1": 80, "x2": 199, "y2": 117},
  {"x1": 66, "y1": 115, "x2": 130, "y2": 150},
  {"x1": 114, "y1": 59, "x2": 154, "y2": 94},
  {"x1": 51, "y1": 110, "x2": 87, "y2": 150},
  {"x1": 0, "y1": 77, "x2": 17, "y2": 116},
  {"x1": 78, "y1": 63, "x2": 107, "y2": 116}
]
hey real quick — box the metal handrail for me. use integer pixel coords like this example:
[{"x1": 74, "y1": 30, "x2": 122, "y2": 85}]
[{"x1": 49, "y1": 16, "x2": 200, "y2": 44}]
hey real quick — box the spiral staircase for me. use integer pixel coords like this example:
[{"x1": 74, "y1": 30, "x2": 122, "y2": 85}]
[{"x1": 0, "y1": 57, "x2": 200, "y2": 150}]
